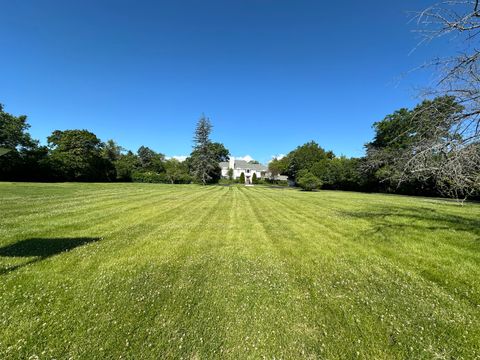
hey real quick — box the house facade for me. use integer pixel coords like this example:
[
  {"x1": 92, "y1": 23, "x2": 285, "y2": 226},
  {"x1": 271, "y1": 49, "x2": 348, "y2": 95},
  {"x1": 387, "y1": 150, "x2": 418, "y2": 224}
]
[
  {"x1": 219, "y1": 157, "x2": 268, "y2": 184},
  {"x1": 219, "y1": 156, "x2": 288, "y2": 185}
]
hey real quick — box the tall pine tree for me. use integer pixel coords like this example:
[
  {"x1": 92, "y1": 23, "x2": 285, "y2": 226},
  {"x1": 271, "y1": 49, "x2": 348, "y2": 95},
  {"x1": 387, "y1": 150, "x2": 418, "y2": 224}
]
[{"x1": 191, "y1": 115, "x2": 216, "y2": 185}]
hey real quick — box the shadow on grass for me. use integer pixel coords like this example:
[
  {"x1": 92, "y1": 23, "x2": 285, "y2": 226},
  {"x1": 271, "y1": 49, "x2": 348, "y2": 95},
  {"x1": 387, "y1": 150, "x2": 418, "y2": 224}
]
[
  {"x1": 342, "y1": 205, "x2": 480, "y2": 241},
  {"x1": 0, "y1": 237, "x2": 101, "y2": 275},
  {"x1": 342, "y1": 206, "x2": 480, "y2": 307}
]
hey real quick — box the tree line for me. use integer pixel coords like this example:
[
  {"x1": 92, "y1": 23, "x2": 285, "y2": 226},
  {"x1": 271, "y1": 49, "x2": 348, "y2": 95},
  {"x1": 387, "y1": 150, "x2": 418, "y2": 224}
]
[
  {"x1": 0, "y1": 109, "x2": 228, "y2": 185},
  {"x1": 270, "y1": 95, "x2": 479, "y2": 199},
  {"x1": 1, "y1": 94, "x2": 478, "y2": 198}
]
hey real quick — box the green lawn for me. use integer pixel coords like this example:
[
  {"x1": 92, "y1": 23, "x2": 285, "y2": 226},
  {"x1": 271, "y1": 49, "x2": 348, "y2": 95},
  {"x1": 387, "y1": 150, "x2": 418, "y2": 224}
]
[{"x1": 0, "y1": 183, "x2": 479, "y2": 359}]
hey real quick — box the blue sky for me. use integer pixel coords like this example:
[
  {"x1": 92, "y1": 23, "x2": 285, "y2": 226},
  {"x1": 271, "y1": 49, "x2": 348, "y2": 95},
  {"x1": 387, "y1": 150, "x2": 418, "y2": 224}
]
[{"x1": 0, "y1": 0, "x2": 445, "y2": 163}]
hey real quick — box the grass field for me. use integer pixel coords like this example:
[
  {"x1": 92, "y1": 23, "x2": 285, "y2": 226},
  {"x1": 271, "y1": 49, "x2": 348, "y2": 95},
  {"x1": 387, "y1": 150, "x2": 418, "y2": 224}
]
[{"x1": 0, "y1": 183, "x2": 479, "y2": 359}]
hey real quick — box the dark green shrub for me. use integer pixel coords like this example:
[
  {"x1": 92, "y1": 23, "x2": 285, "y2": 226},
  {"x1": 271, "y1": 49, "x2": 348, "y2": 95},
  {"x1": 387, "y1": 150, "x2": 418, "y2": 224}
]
[
  {"x1": 297, "y1": 171, "x2": 322, "y2": 191},
  {"x1": 265, "y1": 179, "x2": 289, "y2": 186}
]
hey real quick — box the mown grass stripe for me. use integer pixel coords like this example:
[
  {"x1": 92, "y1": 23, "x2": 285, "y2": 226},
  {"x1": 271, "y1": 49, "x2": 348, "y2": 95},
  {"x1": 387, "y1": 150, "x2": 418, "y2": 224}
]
[{"x1": 0, "y1": 183, "x2": 479, "y2": 359}]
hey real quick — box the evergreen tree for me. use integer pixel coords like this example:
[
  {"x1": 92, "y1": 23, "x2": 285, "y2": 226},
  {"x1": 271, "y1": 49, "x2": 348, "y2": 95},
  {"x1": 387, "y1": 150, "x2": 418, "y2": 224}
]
[
  {"x1": 239, "y1": 172, "x2": 245, "y2": 184},
  {"x1": 190, "y1": 115, "x2": 216, "y2": 185},
  {"x1": 187, "y1": 141, "x2": 229, "y2": 183}
]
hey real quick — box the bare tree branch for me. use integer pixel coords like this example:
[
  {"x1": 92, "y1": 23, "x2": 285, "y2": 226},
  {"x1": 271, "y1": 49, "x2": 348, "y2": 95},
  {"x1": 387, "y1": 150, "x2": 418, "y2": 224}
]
[{"x1": 402, "y1": 1, "x2": 480, "y2": 201}]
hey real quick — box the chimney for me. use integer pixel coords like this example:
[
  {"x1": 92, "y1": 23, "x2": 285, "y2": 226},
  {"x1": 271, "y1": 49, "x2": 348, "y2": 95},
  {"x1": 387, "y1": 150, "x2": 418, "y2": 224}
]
[{"x1": 229, "y1": 156, "x2": 235, "y2": 169}]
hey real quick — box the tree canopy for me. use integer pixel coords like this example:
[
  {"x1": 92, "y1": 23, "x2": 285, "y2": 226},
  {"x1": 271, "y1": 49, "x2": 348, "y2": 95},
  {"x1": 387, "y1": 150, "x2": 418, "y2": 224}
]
[
  {"x1": 47, "y1": 130, "x2": 109, "y2": 181},
  {"x1": 364, "y1": 96, "x2": 476, "y2": 197},
  {"x1": 0, "y1": 104, "x2": 42, "y2": 180},
  {"x1": 0, "y1": 104, "x2": 35, "y2": 150},
  {"x1": 281, "y1": 141, "x2": 334, "y2": 181}
]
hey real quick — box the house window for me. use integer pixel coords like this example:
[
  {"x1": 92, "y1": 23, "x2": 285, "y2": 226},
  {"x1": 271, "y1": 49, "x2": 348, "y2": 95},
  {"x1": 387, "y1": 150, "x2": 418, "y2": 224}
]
[{"x1": 246, "y1": 169, "x2": 250, "y2": 173}]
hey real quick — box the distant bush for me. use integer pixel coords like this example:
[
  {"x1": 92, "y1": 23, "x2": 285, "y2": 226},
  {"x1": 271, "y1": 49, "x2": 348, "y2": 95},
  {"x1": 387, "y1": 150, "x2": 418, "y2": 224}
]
[
  {"x1": 252, "y1": 173, "x2": 258, "y2": 184},
  {"x1": 255, "y1": 178, "x2": 266, "y2": 185},
  {"x1": 264, "y1": 179, "x2": 288, "y2": 186},
  {"x1": 239, "y1": 172, "x2": 245, "y2": 184},
  {"x1": 132, "y1": 171, "x2": 167, "y2": 183},
  {"x1": 297, "y1": 171, "x2": 322, "y2": 191}
]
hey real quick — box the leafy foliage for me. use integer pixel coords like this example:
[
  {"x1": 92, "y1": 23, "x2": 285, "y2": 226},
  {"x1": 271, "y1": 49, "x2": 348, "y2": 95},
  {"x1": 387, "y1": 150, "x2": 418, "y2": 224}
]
[
  {"x1": 268, "y1": 157, "x2": 288, "y2": 180},
  {"x1": 0, "y1": 104, "x2": 41, "y2": 180},
  {"x1": 131, "y1": 171, "x2": 167, "y2": 183},
  {"x1": 102, "y1": 140, "x2": 124, "y2": 163},
  {"x1": 282, "y1": 141, "x2": 334, "y2": 181},
  {"x1": 310, "y1": 157, "x2": 364, "y2": 191},
  {"x1": 47, "y1": 130, "x2": 110, "y2": 181},
  {"x1": 0, "y1": 104, "x2": 34, "y2": 150},
  {"x1": 115, "y1": 151, "x2": 140, "y2": 181},
  {"x1": 164, "y1": 159, "x2": 191, "y2": 184},
  {"x1": 296, "y1": 170, "x2": 322, "y2": 191},
  {"x1": 364, "y1": 96, "x2": 472, "y2": 197},
  {"x1": 208, "y1": 142, "x2": 230, "y2": 162},
  {"x1": 137, "y1": 146, "x2": 165, "y2": 173}
]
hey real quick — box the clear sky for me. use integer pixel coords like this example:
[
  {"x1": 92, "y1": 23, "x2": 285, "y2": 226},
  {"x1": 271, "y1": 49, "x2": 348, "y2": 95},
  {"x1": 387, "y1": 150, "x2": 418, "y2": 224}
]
[{"x1": 0, "y1": 0, "x2": 445, "y2": 163}]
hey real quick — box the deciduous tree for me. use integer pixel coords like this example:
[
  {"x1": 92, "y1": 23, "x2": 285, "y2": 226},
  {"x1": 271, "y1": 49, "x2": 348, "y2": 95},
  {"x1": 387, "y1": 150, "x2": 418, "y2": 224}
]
[
  {"x1": 0, "y1": 104, "x2": 38, "y2": 179},
  {"x1": 364, "y1": 96, "x2": 477, "y2": 198},
  {"x1": 115, "y1": 151, "x2": 140, "y2": 181},
  {"x1": 164, "y1": 159, "x2": 191, "y2": 184},
  {"x1": 47, "y1": 129, "x2": 109, "y2": 181},
  {"x1": 268, "y1": 157, "x2": 288, "y2": 180},
  {"x1": 282, "y1": 142, "x2": 334, "y2": 181},
  {"x1": 137, "y1": 146, "x2": 165, "y2": 173},
  {"x1": 405, "y1": 1, "x2": 480, "y2": 200}
]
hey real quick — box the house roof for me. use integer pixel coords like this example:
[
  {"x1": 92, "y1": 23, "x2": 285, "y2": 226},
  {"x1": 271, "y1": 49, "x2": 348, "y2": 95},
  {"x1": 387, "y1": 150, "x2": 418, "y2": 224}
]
[
  {"x1": 219, "y1": 160, "x2": 268, "y2": 171},
  {"x1": 235, "y1": 160, "x2": 267, "y2": 171}
]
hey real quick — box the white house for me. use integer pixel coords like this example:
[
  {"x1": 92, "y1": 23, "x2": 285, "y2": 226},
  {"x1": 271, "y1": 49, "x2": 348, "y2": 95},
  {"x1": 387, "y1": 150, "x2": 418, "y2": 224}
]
[{"x1": 219, "y1": 157, "x2": 268, "y2": 184}]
